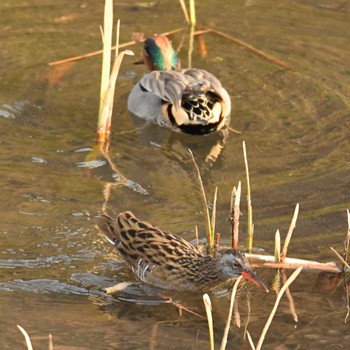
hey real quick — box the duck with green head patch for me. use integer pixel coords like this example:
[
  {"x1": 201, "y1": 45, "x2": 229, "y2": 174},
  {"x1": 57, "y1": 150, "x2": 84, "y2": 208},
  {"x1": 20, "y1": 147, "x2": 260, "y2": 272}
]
[{"x1": 128, "y1": 34, "x2": 231, "y2": 135}]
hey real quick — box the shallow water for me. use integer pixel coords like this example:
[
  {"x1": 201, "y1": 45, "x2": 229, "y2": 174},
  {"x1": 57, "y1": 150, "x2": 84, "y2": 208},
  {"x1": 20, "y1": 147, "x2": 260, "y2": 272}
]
[{"x1": 1, "y1": 0, "x2": 350, "y2": 349}]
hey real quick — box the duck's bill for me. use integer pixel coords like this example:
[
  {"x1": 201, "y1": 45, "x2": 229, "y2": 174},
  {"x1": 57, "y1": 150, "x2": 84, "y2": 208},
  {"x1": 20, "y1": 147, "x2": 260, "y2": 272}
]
[{"x1": 242, "y1": 271, "x2": 269, "y2": 293}]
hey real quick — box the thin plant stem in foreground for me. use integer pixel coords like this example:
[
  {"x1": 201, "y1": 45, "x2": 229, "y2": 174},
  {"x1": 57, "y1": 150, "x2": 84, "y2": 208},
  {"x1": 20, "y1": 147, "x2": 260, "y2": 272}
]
[
  {"x1": 280, "y1": 203, "x2": 299, "y2": 261},
  {"x1": 178, "y1": 0, "x2": 190, "y2": 24},
  {"x1": 17, "y1": 325, "x2": 33, "y2": 350},
  {"x1": 203, "y1": 294, "x2": 214, "y2": 350},
  {"x1": 188, "y1": 149, "x2": 213, "y2": 254},
  {"x1": 243, "y1": 141, "x2": 254, "y2": 253},
  {"x1": 274, "y1": 229, "x2": 281, "y2": 263},
  {"x1": 254, "y1": 267, "x2": 303, "y2": 350},
  {"x1": 220, "y1": 275, "x2": 243, "y2": 350},
  {"x1": 231, "y1": 182, "x2": 241, "y2": 249}
]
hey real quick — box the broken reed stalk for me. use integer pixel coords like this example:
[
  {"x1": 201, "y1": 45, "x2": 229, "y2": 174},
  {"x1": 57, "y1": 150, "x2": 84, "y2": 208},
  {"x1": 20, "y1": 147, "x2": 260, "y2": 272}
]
[
  {"x1": 274, "y1": 229, "x2": 281, "y2": 263},
  {"x1": 97, "y1": 48, "x2": 134, "y2": 142},
  {"x1": 203, "y1": 294, "x2": 215, "y2": 350},
  {"x1": 220, "y1": 276, "x2": 243, "y2": 350},
  {"x1": 330, "y1": 247, "x2": 350, "y2": 270},
  {"x1": 243, "y1": 141, "x2": 254, "y2": 253},
  {"x1": 231, "y1": 182, "x2": 241, "y2": 249},
  {"x1": 254, "y1": 267, "x2": 303, "y2": 350},
  {"x1": 280, "y1": 203, "x2": 299, "y2": 261},
  {"x1": 17, "y1": 325, "x2": 33, "y2": 350},
  {"x1": 188, "y1": 149, "x2": 214, "y2": 254},
  {"x1": 211, "y1": 187, "x2": 218, "y2": 244}
]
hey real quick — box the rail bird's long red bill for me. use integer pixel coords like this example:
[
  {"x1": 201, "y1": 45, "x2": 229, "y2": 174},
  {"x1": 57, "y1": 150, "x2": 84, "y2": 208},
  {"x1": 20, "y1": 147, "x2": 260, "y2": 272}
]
[{"x1": 242, "y1": 271, "x2": 269, "y2": 293}]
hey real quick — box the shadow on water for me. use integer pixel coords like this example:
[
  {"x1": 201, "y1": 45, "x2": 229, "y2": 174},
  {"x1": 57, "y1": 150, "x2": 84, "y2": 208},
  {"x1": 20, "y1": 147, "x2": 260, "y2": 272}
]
[{"x1": 1, "y1": 0, "x2": 350, "y2": 349}]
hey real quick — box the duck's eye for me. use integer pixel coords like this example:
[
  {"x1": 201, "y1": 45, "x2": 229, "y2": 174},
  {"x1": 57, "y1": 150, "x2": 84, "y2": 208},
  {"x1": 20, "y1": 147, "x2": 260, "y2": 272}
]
[{"x1": 233, "y1": 262, "x2": 240, "y2": 268}]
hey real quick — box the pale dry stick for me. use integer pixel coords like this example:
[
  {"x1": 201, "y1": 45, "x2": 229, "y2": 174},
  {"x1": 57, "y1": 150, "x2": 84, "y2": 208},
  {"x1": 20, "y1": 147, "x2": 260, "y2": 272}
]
[
  {"x1": 49, "y1": 334, "x2": 53, "y2": 350},
  {"x1": 195, "y1": 225, "x2": 200, "y2": 250},
  {"x1": 203, "y1": 294, "x2": 215, "y2": 350},
  {"x1": 247, "y1": 253, "x2": 340, "y2": 272},
  {"x1": 211, "y1": 186, "x2": 218, "y2": 245},
  {"x1": 243, "y1": 141, "x2": 254, "y2": 253},
  {"x1": 204, "y1": 27, "x2": 290, "y2": 70},
  {"x1": 230, "y1": 185, "x2": 236, "y2": 247},
  {"x1": 330, "y1": 247, "x2": 350, "y2": 270},
  {"x1": 280, "y1": 203, "x2": 299, "y2": 261},
  {"x1": 188, "y1": 21, "x2": 195, "y2": 69},
  {"x1": 232, "y1": 182, "x2": 241, "y2": 249},
  {"x1": 254, "y1": 267, "x2": 303, "y2": 350},
  {"x1": 178, "y1": 0, "x2": 190, "y2": 24},
  {"x1": 220, "y1": 276, "x2": 243, "y2": 350},
  {"x1": 17, "y1": 325, "x2": 33, "y2": 350},
  {"x1": 246, "y1": 330, "x2": 256, "y2": 350},
  {"x1": 274, "y1": 229, "x2": 281, "y2": 263},
  {"x1": 48, "y1": 27, "x2": 186, "y2": 66},
  {"x1": 188, "y1": 149, "x2": 213, "y2": 253},
  {"x1": 281, "y1": 270, "x2": 298, "y2": 322}
]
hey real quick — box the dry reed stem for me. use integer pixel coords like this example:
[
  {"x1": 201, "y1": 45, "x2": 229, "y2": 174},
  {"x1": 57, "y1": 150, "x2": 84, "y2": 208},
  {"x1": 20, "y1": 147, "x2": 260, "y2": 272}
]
[
  {"x1": 274, "y1": 229, "x2": 281, "y2": 263},
  {"x1": 220, "y1": 276, "x2": 243, "y2": 350},
  {"x1": 48, "y1": 27, "x2": 186, "y2": 66},
  {"x1": 243, "y1": 141, "x2": 254, "y2": 253},
  {"x1": 246, "y1": 330, "x2": 256, "y2": 350},
  {"x1": 203, "y1": 294, "x2": 215, "y2": 350},
  {"x1": 344, "y1": 209, "x2": 350, "y2": 264},
  {"x1": 97, "y1": 49, "x2": 134, "y2": 142},
  {"x1": 17, "y1": 325, "x2": 33, "y2": 350},
  {"x1": 330, "y1": 247, "x2": 350, "y2": 271},
  {"x1": 188, "y1": 149, "x2": 213, "y2": 253},
  {"x1": 204, "y1": 27, "x2": 290, "y2": 70},
  {"x1": 281, "y1": 269, "x2": 298, "y2": 323},
  {"x1": 234, "y1": 299, "x2": 241, "y2": 328},
  {"x1": 195, "y1": 225, "x2": 200, "y2": 249},
  {"x1": 178, "y1": 0, "x2": 190, "y2": 24},
  {"x1": 280, "y1": 203, "x2": 299, "y2": 261},
  {"x1": 99, "y1": 0, "x2": 113, "y2": 120},
  {"x1": 211, "y1": 186, "x2": 218, "y2": 245},
  {"x1": 231, "y1": 182, "x2": 241, "y2": 249},
  {"x1": 254, "y1": 267, "x2": 303, "y2": 350},
  {"x1": 189, "y1": 0, "x2": 196, "y2": 27}
]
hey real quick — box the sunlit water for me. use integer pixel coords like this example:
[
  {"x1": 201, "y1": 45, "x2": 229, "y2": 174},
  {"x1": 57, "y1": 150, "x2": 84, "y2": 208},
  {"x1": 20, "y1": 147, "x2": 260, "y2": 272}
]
[{"x1": 1, "y1": 1, "x2": 349, "y2": 349}]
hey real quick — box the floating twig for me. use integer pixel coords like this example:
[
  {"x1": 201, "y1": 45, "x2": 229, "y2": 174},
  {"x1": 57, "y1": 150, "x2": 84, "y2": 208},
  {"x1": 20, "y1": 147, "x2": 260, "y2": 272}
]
[
  {"x1": 204, "y1": 27, "x2": 290, "y2": 70},
  {"x1": 254, "y1": 267, "x2": 303, "y2": 350},
  {"x1": 247, "y1": 253, "x2": 340, "y2": 272},
  {"x1": 48, "y1": 27, "x2": 186, "y2": 66}
]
